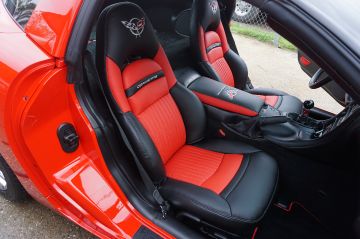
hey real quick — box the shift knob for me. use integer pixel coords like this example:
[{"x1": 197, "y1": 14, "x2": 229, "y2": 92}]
[{"x1": 304, "y1": 100, "x2": 314, "y2": 110}]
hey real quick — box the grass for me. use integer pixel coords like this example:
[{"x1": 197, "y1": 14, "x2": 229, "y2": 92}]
[{"x1": 230, "y1": 22, "x2": 297, "y2": 51}]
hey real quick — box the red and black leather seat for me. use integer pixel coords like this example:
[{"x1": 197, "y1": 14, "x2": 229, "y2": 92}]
[
  {"x1": 96, "y1": 2, "x2": 278, "y2": 236},
  {"x1": 190, "y1": 0, "x2": 303, "y2": 114}
]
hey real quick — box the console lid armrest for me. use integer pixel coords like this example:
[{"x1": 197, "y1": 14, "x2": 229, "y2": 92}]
[{"x1": 188, "y1": 77, "x2": 265, "y2": 116}]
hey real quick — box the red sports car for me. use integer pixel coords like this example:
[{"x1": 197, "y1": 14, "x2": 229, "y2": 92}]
[{"x1": 0, "y1": 0, "x2": 359, "y2": 238}]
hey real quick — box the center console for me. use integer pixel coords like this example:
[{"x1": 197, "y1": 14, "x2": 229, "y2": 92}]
[
  {"x1": 225, "y1": 103, "x2": 360, "y2": 146},
  {"x1": 179, "y1": 71, "x2": 360, "y2": 148}
]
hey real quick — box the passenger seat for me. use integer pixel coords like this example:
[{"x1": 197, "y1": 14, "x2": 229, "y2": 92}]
[{"x1": 190, "y1": 0, "x2": 303, "y2": 114}]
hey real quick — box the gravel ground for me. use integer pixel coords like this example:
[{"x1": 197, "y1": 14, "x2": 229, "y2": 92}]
[
  {"x1": 0, "y1": 197, "x2": 96, "y2": 239},
  {"x1": 233, "y1": 34, "x2": 344, "y2": 114},
  {"x1": 0, "y1": 32, "x2": 345, "y2": 239}
]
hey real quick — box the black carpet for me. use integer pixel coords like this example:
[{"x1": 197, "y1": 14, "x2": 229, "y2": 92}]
[{"x1": 255, "y1": 203, "x2": 335, "y2": 239}]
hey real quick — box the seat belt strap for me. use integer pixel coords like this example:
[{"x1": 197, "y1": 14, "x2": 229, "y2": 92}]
[{"x1": 83, "y1": 52, "x2": 169, "y2": 218}]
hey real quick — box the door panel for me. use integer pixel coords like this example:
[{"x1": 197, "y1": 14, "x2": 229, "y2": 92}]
[
  {"x1": 298, "y1": 50, "x2": 347, "y2": 106},
  {"x1": 8, "y1": 66, "x2": 146, "y2": 238}
]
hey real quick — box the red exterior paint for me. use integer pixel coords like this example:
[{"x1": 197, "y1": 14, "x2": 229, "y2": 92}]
[
  {"x1": 0, "y1": 1, "x2": 173, "y2": 238},
  {"x1": 0, "y1": 2, "x2": 54, "y2": 206},
  {"x1": 0, "y1": 2, "x2": 22, "y2": 33},
  {"x1": 25, "y1": 0, "x2": 83, "y2": 57}
]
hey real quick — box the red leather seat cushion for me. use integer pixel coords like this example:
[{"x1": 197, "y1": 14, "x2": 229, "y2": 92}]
[{"x1": 165, "y1": 145, "x2": 243, "y2": 194}]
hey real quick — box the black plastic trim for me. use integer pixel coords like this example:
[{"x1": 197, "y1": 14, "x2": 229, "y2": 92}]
[
  {"x1": 65, "y1": 0, "x2": 105, "y2": 84},
  {"x1": 133, "y1": 226, "x2": 162, "y2": 239},
  {"x1": 57, "y1": 123, "x2": 79, "y2": 153}
]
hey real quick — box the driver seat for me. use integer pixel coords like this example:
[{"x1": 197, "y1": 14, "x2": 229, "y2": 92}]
[
  {"x1": 96, "y1": 2, "x2": 278, "y2": 236},
  {"x1": 190, "y1": 0, "x2": 303, "y2": 114}
]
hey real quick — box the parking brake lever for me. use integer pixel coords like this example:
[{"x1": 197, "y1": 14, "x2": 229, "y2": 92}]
[
  {"x1": 259, "y1": 116, "x2": 289, "y2": 126},
  {"x1": 227, "y1": 115, "x2": 289, "y2": 139}
]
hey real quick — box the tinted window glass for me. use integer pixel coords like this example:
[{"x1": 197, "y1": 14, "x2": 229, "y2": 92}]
[{"x1": 3, "y1": 0, "x2": 39, "y2": 28}]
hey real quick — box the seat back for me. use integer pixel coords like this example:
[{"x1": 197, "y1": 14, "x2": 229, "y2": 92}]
[
  {"x1": 190, "y1": 0, "x2": 248, "y2": 89},
  {"x1": 96, "y1": 2, "x2": 206, "y2": 183}
]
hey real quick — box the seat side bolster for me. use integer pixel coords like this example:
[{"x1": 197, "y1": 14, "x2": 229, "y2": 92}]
[
  {"x1": 199, "y1": 61, "x2": 224, "y2": 82},
  {"x1": 170, "y1": 83, "x2": 206, "y2": 144},
  {"x1": 224, "y1": 50, "x2": 249, "y2": 90},
  {"x1": 160, "y1": 178, "x2": 232, "y2": 218},
  {"x1": 222, "y1": 152, "x2": 279, "y2": 222},
  {"x1": 160, "y1": 177, "x2": 264, "y2": 232}
]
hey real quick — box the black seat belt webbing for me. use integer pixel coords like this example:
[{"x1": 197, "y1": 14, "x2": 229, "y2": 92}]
[{"x1": 83, "y1": 52, "x2": 169, "y2": 219}]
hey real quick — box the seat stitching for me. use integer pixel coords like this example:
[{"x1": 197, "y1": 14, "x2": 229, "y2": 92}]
[
  {"x1": 222, "y1": 154, "x2": 251, "y2": 200},
  {"x1": 209, "y1": 53, "x2": 224, "y2": 64},
  {"x1": 200, "y1": 153, "x2": 225, "y2": 188},
  {"x1": 135, "y1": 90, "x2": 169, "y2": 115}
]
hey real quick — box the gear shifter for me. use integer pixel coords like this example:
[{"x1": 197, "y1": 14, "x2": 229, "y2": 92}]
[
  {"x1": 303, "y1": 100, "x2": 314, "y2": 116},
  {"x1": 289, "y1": 100, "x2": 322, "y2": 130}
]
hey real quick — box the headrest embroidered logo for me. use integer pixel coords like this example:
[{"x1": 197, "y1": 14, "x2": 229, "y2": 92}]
[
  {"x1": 209, "y1": 0, "x2": 218, "y2": 15},
  {"x1": 121, "y1": 17, "x2": 145, "y2": 38},
  {"x1": 225, "y1": 89, "x2": 239, "y2": 100}
]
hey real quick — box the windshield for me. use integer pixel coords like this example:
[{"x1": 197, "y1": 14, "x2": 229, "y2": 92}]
[{"x1": 3, "y1": 0, "x2": 39, "y2": 28}]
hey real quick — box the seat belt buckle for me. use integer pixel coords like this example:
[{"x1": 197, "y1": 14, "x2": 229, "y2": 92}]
[
  {"x1": 160, "y1": 201, "x2": 170, "y2": 219},
  {"x1": 153, "y1": 188, "x2": 170, "y2": 219}
]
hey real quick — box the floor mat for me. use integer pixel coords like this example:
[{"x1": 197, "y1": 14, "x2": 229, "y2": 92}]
[{"x1": 255, "y1": 203, "x2": 335, "y2": 239}]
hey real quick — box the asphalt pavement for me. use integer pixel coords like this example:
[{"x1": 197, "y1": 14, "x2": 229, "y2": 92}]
[{"x1": 0, "y1": 197, "x2": 96, "y2": 239}]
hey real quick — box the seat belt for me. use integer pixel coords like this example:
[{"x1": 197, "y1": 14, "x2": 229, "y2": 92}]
[
  {"x1": 83, "y1": 52, "x2": 170, "y2": 219},
  {"x1": 114, "y1": 120, "x2": 170, "y2": 219}
]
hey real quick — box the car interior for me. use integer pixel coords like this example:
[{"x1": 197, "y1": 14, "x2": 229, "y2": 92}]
[{"x1": 78, "y1": 0, "x2": 360, "y2": 238}]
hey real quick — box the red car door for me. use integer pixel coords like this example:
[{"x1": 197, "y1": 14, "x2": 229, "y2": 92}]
[{"x1": 0, "y1": 1, "x2": 169, "y2": 238}]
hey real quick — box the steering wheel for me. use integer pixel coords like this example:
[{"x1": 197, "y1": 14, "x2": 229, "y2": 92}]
[{"x1": 308, "y1": 69, "x2": 333, "y2": 89}]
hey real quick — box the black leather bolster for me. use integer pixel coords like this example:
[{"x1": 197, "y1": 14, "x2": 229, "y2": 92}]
[{"x1": 188, "y1": 77, "x2": 265, "y2": 114}]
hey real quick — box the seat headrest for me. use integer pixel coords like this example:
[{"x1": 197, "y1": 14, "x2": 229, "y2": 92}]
[
  {"x1": 96, "y1": 2, "x2": 159, "y2": 70},
  {"x1": 193, "y1": 0, "x2": 221, "y2": 31}
]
